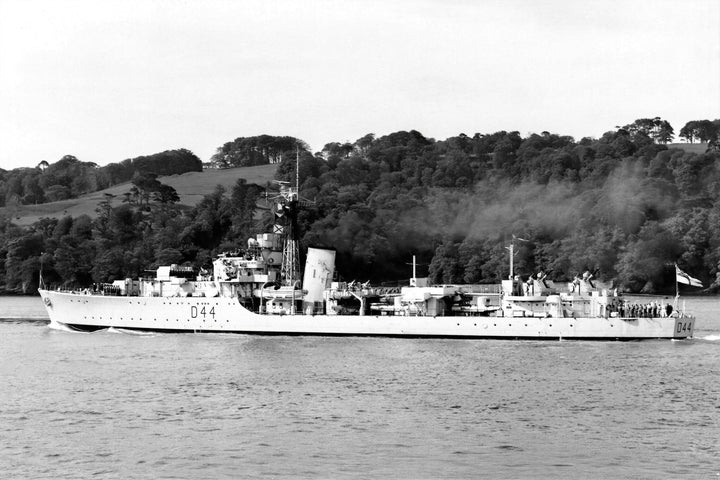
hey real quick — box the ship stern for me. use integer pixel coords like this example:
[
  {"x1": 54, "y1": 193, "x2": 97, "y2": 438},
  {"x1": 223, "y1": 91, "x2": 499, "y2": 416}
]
[{"x1": 673, "y1": 316, "x2": 695, "y2": 339}]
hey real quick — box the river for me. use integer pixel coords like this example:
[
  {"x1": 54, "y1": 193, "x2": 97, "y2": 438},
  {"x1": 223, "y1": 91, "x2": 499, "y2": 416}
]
[{"x1": 1, "y1": 295, "x2": 719, "y2": 479}]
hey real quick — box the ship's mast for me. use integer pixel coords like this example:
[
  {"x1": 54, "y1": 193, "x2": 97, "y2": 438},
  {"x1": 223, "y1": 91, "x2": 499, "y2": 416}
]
[
  {"x1": 39, "y1": 251, "x2": 45, "y2": 289},
  {"x1": 507, "y1": 235, "x2": 527, "y2": 280},
  {"x1": 296, "y1": 145, "x2": 300, "y2": 201},
  {"x1": 279, "y1": 147, "x2": 301, "y2": 286},
  {"x1": 506, "y1": 238, "x2": 516, "y2": 280}
]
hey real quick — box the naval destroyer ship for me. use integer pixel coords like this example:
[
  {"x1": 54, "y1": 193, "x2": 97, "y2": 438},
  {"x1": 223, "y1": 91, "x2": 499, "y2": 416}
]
[{"x1": 39, "y1": 182, "x2": 696, "y2": 340}]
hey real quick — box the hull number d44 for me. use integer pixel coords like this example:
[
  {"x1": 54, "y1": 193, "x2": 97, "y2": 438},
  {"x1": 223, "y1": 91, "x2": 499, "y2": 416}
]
[{"x1": 190, "y1": 306, "x2": 216, "y2": 319}]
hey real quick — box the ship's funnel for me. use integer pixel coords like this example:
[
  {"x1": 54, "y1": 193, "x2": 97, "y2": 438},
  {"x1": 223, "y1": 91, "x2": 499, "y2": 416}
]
[{"x1": 302, "y1": 248, "x2": 335, "y2": 314}]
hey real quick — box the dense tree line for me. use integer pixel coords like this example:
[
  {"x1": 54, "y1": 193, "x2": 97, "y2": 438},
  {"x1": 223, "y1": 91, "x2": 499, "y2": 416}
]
[
  {"x1": 679, "y1": 119, "x2": 720, "y2": 145},
  {"x1": 0, "y1": 177, "x2": 261, "y2": 293},
  {"x1": 293, "y1": 118, "x2": 720, "y2": 292},
  {"x1": 1, "y1": 118, "x2": 720, "y2": 295},
  {"x1": 210, "y1": 135, "x2": 309, "y2": 167},
  {"x1": 0, "y1": 149, "x2": 201, "y2": 207}
]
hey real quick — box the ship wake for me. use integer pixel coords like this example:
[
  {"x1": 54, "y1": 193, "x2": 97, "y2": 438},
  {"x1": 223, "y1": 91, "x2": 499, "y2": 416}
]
[
  {"x1": 108, "y1": 327, "x2": 156, "y2": 336},
  {"x1": 48, "y1": 320, "x2": 89, "y2": 333}
]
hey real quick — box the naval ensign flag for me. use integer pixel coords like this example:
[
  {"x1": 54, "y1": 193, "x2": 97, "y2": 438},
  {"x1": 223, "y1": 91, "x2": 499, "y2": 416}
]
[{"x1": 675, "y1": 265, "x2": 703, "y2": 288}]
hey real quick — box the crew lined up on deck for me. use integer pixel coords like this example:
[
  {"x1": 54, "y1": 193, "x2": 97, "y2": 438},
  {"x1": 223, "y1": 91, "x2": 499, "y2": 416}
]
[{"x1": 607, "y1": 301, "x2": 673, "y2": 318}]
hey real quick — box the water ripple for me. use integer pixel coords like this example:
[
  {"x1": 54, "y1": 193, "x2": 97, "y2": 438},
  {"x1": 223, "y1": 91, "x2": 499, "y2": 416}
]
[{"x1": 1, "y1": 299, "x2": 719, "y2": 479}]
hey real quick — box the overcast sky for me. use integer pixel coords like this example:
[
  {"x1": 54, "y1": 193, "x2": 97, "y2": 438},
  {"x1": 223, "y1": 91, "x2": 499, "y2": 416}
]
[{"x1": 1, "y1": 0, "x2": 718, "y2": 170}]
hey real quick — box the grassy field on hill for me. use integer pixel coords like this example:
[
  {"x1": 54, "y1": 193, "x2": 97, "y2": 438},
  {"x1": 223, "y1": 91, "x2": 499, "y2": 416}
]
[
  {"x1": 2, "y1": 164, "x2": 278, "y2": 226},
  {"x1": 667, "y1": 143, "x2": 709, "y2": 154}
]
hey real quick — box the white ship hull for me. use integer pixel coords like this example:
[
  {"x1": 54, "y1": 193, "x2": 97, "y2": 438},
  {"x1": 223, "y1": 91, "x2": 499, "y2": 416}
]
[{"x1": 39, "y1": 290, "x2": 695, "y2": 340}]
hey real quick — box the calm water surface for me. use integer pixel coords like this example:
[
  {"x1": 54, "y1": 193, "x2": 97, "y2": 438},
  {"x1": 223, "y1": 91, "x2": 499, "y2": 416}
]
[{"x1": 1, "y1": 296, "x2": 719, "y2": 479}]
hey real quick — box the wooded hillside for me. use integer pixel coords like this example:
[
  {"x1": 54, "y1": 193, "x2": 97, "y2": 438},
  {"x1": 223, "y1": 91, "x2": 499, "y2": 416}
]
[
  {"x1": 1, "y1": 119, "x2": 719, "y2": 294},
  {"x1": 0, "y1": 149, "x2": 202, "y2": 208}
]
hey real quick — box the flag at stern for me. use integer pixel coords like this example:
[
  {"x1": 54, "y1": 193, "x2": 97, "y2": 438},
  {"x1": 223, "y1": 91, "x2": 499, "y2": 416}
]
[{"x1": 675, "y1": 265, "x2": 703, "y2": 288}]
